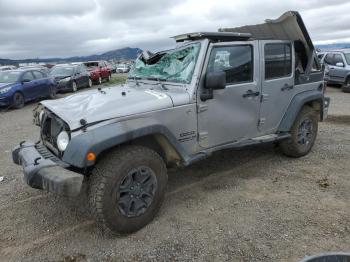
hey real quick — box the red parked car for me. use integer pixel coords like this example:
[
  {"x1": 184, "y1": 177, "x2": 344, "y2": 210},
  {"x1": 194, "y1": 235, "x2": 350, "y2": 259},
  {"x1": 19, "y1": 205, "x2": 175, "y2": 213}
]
[{"x1": 83, "y1": 61, "x2": 111, "y2": 85}]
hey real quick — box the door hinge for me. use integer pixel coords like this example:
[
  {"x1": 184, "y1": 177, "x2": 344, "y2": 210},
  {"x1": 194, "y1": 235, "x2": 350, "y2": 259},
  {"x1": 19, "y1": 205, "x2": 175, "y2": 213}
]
[
  {"x1": 260, "y1": 94, "x2": 269, "y2": 103},
  {"x1": 197, "y1": 104, "x2": 208, "y2": 113}
]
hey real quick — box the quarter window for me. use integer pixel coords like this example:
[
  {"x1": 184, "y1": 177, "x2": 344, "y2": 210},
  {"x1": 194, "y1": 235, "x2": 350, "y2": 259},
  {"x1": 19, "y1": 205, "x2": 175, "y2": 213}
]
[
  {"x1": 264, "y1": 43, "x2": 292, "y2": 79},
  {"x1": 207, "y1": 45, "x2": 253, "y2": 85}
]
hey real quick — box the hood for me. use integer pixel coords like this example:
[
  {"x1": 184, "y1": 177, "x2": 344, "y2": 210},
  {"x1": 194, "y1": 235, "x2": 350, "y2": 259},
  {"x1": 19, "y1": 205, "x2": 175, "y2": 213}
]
[
  {"x1": 0, "y1": 83, "x2": 13, "y2": 89},
  {"x1": 41, "y1": 84, "x2": 184, "y2": 130}
]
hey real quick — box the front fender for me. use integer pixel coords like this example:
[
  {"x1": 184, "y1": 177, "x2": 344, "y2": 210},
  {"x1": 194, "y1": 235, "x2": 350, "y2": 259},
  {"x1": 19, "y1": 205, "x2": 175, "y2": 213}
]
[{"x1": 62, "y1": 118, "x2": 188, "y2": 168}]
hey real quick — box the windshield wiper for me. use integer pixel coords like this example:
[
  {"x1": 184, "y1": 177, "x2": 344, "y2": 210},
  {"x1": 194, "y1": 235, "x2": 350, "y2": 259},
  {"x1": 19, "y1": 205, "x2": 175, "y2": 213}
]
[{"x1": 146, "y1": 77, "x2": 167, "y2": 82}]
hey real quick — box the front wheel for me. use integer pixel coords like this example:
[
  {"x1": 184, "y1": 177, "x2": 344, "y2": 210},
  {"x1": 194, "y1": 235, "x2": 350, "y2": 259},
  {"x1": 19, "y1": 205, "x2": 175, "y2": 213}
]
[
  {"x1": 87, "y1": 78, "x2": 93, "y2": 88},
  {"x1": 13, "y1": 92, "x2": 25, "y2": 109},
  {"x1": 279, "y1": 106, "x2": 318, "y2": 157},
  {"x1": 48, "y1": 86, "x2": 57, "y2": 99},
  {"x1": 88, "y1": 146, "x2": 168, "y2": 235},
  {"x1": 71, "y1": 81, "x2": 78, "y2": 92}
]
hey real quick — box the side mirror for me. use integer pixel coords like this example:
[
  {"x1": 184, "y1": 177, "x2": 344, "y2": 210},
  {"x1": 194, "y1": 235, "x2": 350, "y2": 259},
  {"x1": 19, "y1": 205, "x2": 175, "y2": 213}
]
[
  {"x1": 22, "y1": 79, "x2": 31, "y2": 83},
  {"x1": 205, "y1": 71, "x2": 226, "y2": 90},
  {"x1": 336, "y1": 62, "x2": 344, "y2": 67}
]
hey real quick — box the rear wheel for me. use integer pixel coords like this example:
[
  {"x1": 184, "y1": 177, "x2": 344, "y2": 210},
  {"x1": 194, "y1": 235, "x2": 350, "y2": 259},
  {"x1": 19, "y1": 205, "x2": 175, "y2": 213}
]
[
  {"x1": 13, "y1": 92, "x2": 25, "y2": 109},
  {"x1": 71, "y1": 81, "x2": 78, "y2": 92},
  {"x1": 88, "y1": 146, "x2": 167, "y2": 235},
  {"x1": 279, "y1": 106, "x2": 318, "y2": 157},
  {"x1": 87, "y1": 78, "x2": 93, "y2": 88},
  {"x1": 98, "y1": 76, "x2": 102, "y2": 85},
  {"x1": 342, "y1": 77, "x2": 350, "y2": 93}
]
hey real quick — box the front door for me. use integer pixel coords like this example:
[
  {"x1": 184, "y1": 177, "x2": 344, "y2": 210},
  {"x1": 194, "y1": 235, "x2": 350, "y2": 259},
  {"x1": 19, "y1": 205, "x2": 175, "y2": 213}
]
[
  {"x1": 197, "y1": 41, "x2": 261, "y2": 148},
  {"x1": 259, "y1": 40, "x2": 295, "y2": 134}
]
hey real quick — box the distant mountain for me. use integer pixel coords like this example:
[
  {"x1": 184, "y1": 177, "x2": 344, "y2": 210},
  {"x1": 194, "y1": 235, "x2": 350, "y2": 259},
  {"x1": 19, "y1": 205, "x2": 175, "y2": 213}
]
[
  {"x1": 0, "y1": 47, "x2": 142, "y2": 65},
  {"x1": 315, "y1": 43, "x2": 350, "y2": 50}
]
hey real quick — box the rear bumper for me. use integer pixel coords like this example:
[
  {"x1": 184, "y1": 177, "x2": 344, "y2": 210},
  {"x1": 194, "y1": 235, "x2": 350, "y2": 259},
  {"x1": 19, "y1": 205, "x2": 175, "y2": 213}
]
[{"x1": 12, "y1": 141, "x2": 83, "y2": 196}]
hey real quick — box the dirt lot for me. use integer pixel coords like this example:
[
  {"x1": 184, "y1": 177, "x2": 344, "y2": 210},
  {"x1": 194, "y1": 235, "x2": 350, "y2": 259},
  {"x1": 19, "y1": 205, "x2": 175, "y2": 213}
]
[{"x1": 0, "y1": 84, "x2": 349, "y2": 262}]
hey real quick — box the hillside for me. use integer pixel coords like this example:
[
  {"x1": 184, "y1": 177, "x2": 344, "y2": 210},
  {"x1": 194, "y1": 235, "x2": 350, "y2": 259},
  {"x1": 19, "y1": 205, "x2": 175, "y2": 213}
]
[{"x1": 0, "y1": 47, "x2": 142, "y2": 65}]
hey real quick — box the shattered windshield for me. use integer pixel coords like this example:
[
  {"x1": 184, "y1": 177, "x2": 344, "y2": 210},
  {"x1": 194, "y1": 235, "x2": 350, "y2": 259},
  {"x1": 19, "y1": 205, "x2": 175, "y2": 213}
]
[{"x1": 129, "y1": 43, "x2": 201, "y2": 83}]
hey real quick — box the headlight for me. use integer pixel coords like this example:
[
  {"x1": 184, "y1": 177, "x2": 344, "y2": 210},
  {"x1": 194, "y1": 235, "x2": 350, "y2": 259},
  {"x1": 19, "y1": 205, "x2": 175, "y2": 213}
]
[
  {"x1": 59, "y1": 77, "x2": 71, "y2": 83},
  {"x1": 57, "y1": 131, "x2": 70, "y2": 152},
  {"x1": 0, "y1": 86, "x2": 12, "y2": 94},
  {"x1": 39, "y1": 110, "x2": 44, "y2": 123}
]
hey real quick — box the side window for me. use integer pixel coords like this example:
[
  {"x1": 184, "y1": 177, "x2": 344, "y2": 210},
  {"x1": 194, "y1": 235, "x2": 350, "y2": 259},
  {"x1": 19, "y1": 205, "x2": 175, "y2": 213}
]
[
  {"x1": 324, "y1": 54, "x2": 333, "y2": 65},
  {"x1": 334, "y1": 54, "x2": 344, "y2": 66},
  {"x1": 32, "y1": 71, "x2": 45, "y2": 79},
  {"x1": 22, "y1": 72, "x2": 35, "y2": 81},
  {"x1": 264, "y1": 43, "x2": 292, "y2": 79},
  {"x1": 207, "y1": 45, "x2": 253, "y2": 85}
]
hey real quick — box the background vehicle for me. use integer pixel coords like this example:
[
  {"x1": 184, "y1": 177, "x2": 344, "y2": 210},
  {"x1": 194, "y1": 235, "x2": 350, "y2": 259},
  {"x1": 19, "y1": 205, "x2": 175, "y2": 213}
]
[
  {"x1": 49, "y1": 64, "x2": 92, "y2": 93},
  {"x1": 106, "y1": 62, "x2": 116, "y2": 73},
  {"x1": 13, "y1": 11, "x2": 330, "y2": 235},
  {"x1": 0, "y1": 69, "x2": 56, "y2": 109},
  {"x1": 116, "y1": 64, "x2": 130, "y2": 73},
  {"x1": 83, "y1": 61, "x2": 111, "y2": 84},
  {"x1": 19, "y1": 65, "x2": 49, "y2": 74},
  {"x1": 0, "y1": 65, "x2": 17, "y2": 71},
  {"x1": 319, "y1": 50, "x2": 350, "y2": 92}
]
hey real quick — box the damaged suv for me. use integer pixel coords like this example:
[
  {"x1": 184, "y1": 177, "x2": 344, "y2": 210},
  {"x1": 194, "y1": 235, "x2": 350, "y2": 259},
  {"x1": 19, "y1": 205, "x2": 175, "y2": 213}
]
[{"x1": 13, "y1": 11, "x2": 330, "y2": 235}]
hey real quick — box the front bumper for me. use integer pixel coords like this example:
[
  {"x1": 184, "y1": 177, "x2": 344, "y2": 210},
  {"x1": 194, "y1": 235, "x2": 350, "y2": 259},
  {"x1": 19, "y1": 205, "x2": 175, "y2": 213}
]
[
  {"x1": 0, "y1": 96, "x2": 11, "y2": 106},
  {"x1": 12, "y1": 141, "x2": 83, "y2": 196}
]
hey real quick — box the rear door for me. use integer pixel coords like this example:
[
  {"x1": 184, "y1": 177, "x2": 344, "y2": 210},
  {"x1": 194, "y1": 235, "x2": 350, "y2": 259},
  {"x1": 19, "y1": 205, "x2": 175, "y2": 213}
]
[
  {"x1": 197, "y1": 41, "x2": 261, "y2": 148},
  {"x1": 32, "y1": 70, "x2": 48, "y2": 96},
  {"x1": 259, "y1": 40, "x2": 295, "y2": 134}
]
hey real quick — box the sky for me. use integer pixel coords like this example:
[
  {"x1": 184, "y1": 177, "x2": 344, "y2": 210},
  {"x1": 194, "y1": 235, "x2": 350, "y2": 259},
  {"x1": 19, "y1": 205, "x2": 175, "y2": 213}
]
[{"x1": 1, "y1": 0, "x2": 350, "y2": 59}]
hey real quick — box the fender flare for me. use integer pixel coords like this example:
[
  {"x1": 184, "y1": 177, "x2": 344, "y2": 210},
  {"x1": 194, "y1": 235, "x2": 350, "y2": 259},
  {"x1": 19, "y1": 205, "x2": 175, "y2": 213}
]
[
  {"x1": 62, "y1": 118, "x2": 189, "y2": 168},
  {"x1": 278, "y1": 90, "x2": 324, "y2": 132}
]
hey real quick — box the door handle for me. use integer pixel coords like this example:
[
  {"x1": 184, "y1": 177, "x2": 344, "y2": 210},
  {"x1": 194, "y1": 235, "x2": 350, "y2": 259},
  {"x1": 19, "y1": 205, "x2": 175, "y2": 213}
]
[
  {"x1": 281, "y1": 84, "x2": 293, "y2": 91},
  {"x1": 242, "y1": 90, "x2": 260, "y2": 98}
]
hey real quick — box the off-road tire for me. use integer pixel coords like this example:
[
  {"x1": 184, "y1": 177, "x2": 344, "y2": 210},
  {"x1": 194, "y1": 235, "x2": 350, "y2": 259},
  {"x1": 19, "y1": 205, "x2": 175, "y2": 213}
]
[
  {"x1": 88, "y1": 145, "x2": 168, "y2": 235},
  {"x1": 13, "y1": 92, "x2": 25, "y2": 109},
  {"x1": 279, "y1": 106, "x2": 318, "y2": 158}
]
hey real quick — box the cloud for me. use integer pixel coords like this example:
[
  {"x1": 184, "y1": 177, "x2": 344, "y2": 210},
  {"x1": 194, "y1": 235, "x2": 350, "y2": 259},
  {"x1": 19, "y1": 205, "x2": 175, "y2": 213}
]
[{"x1": 0, "y1": 0, "x2": 349, "y2": 59}]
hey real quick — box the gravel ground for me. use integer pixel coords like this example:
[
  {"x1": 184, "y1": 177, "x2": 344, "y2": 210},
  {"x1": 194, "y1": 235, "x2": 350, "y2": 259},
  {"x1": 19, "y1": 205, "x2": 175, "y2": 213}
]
[{"x1": 0, "y1": 85, "x2": 349, "y2": 262}]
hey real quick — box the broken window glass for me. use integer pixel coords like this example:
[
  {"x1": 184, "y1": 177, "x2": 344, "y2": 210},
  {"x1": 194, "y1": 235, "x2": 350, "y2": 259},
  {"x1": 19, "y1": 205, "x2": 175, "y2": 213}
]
[{"x1": 129, "y1": 43, "x2": 201, "y2": 84}]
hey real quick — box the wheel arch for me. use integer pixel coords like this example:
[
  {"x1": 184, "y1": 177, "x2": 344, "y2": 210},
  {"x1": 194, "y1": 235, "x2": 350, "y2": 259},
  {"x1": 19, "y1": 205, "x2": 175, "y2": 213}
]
[
  {"x1": 62, "y1": 120, "x2": 188, "y2": 169},
  {"x1": 278, "y1": 90, "x2": 325, "y2": 132}
]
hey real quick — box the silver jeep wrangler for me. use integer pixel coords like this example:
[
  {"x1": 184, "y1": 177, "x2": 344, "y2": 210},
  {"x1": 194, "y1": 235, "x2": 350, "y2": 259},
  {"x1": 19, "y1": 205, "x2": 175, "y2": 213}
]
[{"x1": 12, "y1": 11, "x2": 330, "y2": 234}]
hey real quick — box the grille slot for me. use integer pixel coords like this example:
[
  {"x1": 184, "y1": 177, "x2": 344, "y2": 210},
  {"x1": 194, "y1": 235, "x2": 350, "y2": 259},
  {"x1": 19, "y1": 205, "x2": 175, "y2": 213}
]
[{"x1": 36, "y1": 144, "x2": 61, "y2": 163}]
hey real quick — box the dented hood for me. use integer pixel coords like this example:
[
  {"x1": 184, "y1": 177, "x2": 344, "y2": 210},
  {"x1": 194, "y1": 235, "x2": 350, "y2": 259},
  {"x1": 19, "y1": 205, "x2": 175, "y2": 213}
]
[
  {"x1": 219, "y1": 11, "x2": 314, "y2": 53},
  {"x1": 41, "y1": 84, "x2": 178, "y2": 130}
]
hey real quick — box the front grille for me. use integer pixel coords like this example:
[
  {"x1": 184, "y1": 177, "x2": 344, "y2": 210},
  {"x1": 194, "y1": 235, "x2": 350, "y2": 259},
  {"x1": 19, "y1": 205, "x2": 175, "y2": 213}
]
[
  {"x1": 36, "y1": 144, "x2": 61, "y2": 163},
  {"x1": 40, "y1": 111, "x2": 69, "y2": 158}
]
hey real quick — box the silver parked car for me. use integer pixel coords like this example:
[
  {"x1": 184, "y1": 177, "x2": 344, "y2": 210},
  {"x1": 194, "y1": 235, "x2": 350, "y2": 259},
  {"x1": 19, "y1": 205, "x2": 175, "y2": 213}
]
[
  {"x1": 319, "y1": 50, "x2": 350, "y2": 92},
  {"x1": 13, "y1": 11, "x2": 330, "y2": 235}
]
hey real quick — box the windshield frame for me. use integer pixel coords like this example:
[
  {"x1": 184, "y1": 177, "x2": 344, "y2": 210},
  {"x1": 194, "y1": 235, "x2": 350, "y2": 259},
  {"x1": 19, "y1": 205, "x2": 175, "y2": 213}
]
[{"x1": 129, "y1": 41, "x2": 202, "y2": 85}]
